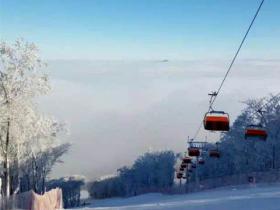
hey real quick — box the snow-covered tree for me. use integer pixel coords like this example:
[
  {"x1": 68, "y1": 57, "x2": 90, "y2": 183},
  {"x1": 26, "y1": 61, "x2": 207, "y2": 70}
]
[
  {"x1": 88, "y1": 150, "x2": 176, "y2": 198},
  {"x1": 193, "y1": 94, "x2": 280, "y2": 184},
  {"x1": 19, "y1": 143, "x2": 70, "y2": 194},
  {"x1": 0, "y1": 40, "x2": 68, "y2": 196}
]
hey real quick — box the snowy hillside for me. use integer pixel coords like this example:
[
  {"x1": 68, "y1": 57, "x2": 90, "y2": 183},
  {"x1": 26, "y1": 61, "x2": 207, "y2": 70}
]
[{"x1": 75, "y1": 183, "x2": 280, "y2": 210}]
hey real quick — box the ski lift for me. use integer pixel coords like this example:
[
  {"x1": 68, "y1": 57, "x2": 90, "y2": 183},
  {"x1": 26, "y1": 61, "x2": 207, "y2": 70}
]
[
  {"x1": 179, "y1": 166, "x2": 185, "y2": 171},
  {"x1": 176, "y1": 173, "x2": 183, "y2": 179},
  {"x1": 203, "y1": 92, "x2": 230, "y2": 131},
  {"x1": 198, "y1": 158, "x2": 205, "y2": 165},
  {"x1": 209, "y1": 149, "x2": 220, "y2": 158},
  {"x1": 245, "y1": 124, "x2": 267, "y2": 140},
  {"x1": 181, "y1": 163, "x2": 187, "y2": 168},
  {"x1": 245, "y1": 109, "x2": 268, "y2": 140},
  {"x1": 182, "y1": 157, "x2": 192, "y2": 164},
  {"x1": 188, "y1": 147, "x2": 200, "y2": 157},
  {"x1": 204, "y1": 111, "x2": 230, "y2": 131}
]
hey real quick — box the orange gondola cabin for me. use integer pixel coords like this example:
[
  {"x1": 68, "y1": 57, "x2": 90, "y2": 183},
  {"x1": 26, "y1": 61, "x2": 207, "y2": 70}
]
[
  {"x1": 181, "y1": 163, "x2": 187, "y2": 168},
  {"x1": 209, "y1": 149, "x2": 220, "y2": 158},
  {"x1": 176, "y1": 172, "x2": 183, "y2": 179},
  {"x1": 188, "y1": 147, "x2": 200, "y2": 157},
  {"x1": 182, "y1": 157, "x2": 192, "y2": 164},
  {"x1": 245, "y1": 125, "x2": 267, "y2": 140},
  {"x1": 198, "y1": 159, "x2": 205, "y2": 165},
  {"x1": 204, "y1": 111, "x2": 230, "y2": 131}
]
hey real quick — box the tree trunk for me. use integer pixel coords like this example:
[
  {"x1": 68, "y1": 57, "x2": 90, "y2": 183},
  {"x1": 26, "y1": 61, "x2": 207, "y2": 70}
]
[
  {"x1": 42, "y1": 167, "x2": 46, "y2": 194},
  {"x1": 31, "y1": 155, "x2": 38, "y2": 193},
  {"x1": 3, "y1": 120, "x2": 10, "y2": 197},
  {"x1": 13, "y1": 142, "x2": 21, "y2": 195}
]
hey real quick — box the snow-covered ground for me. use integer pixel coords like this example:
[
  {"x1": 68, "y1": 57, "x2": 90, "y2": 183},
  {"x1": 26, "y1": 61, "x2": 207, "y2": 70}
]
[{"x1": 73, "y1": 183, "x2": 280, "y2": 210}]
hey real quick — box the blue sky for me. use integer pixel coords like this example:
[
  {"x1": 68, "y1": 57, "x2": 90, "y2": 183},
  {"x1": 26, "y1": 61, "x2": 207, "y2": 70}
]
[{"x1": 1, "y1": 0, "x2": 279, "y2": 60}]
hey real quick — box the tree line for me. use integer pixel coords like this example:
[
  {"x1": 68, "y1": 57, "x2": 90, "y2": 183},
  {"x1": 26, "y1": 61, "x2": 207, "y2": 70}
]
[
  {"x1": 88, "y1": 94, "x2": 280, "y2": 199},
  {"x1": 88, "y1": 151, "x2": 176, "y2": 198}
]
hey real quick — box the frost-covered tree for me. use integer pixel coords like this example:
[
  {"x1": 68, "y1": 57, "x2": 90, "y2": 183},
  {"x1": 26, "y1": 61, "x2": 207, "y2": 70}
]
[
  {"x1": 88, "y1": 150, "x2": 176, "y2": 198},
  {"x1": 0, "y1": 40, "x2": 68, "y2": 196},
  {"x1": 193, "y1": 94, "x2": 280, "y2": 183},
  {"x1": 19, "y1": 143, "x2": 70, "y2": 194},
  {"x1": 131, "y1": 151, "x2": 175, "y2": 194}
]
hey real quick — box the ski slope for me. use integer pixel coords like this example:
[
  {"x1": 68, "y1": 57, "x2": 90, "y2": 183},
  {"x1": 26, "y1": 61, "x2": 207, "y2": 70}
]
[{"x1": 75, "y1": 183, "x2": 280, "y2": 210}]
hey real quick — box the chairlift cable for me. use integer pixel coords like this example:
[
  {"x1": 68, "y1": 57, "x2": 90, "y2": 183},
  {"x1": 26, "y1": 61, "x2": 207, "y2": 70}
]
[
  {"x1": 210, "y1": 0, "x2": 265, "y2": 107},
  {"x1": 192, "y1": 0, "x2": 265, "y2": 140}
]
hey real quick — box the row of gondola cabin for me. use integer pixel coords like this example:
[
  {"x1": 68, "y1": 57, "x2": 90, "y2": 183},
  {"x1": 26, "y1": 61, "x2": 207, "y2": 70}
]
[{"x1": 203, "y1": 109, "x2": 268, "y2": 140}]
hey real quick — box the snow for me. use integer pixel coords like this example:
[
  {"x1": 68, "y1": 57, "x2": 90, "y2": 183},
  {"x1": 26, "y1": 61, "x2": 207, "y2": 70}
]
[{"x1": 73, "y1": 183, "x2": 280, "y2": 210}]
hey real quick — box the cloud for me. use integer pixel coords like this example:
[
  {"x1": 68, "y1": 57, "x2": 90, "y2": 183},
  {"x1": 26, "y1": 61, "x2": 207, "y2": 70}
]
[{"x1": 40, "y1": 59, "x2": 280, "y2": 179}]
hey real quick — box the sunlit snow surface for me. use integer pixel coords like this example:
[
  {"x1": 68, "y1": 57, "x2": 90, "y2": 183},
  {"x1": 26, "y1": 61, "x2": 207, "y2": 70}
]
[{"x1": 74, "y1": 184, "x2": 280, "y2": 210}]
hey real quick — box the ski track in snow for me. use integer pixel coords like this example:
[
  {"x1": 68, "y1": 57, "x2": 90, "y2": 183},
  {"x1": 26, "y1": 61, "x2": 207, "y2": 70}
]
[{"x1": 72, "y1": 183, "x2": 280, "y2": 210}]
